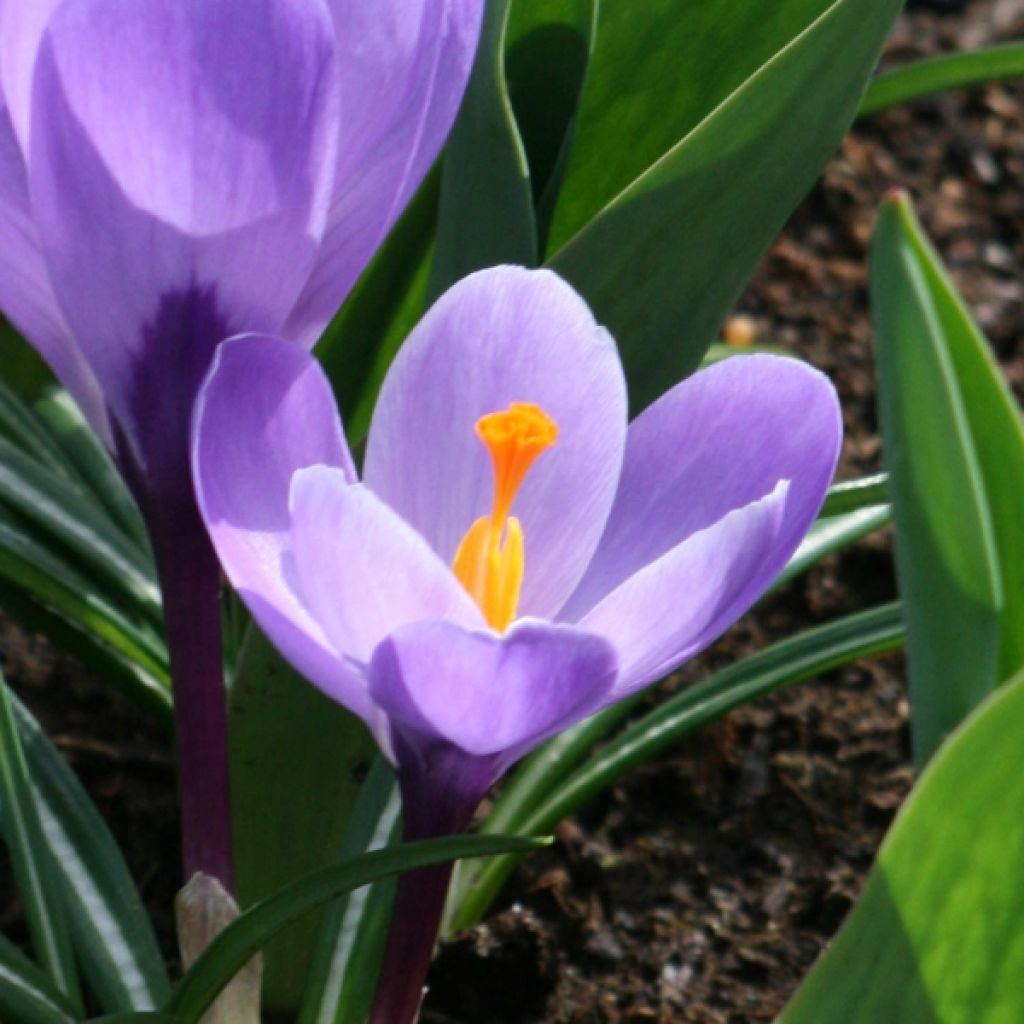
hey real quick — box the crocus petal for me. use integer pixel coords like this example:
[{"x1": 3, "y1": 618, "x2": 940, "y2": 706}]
[
  {"x1": 369, "y1": 619, "x2": 617, "y2": 773},
  {"x1": 0, "y1": 97, "x2": 110, "y2": 443},
  {"x1": 363, "y1": 266, "x2": 628, "y2": 618},
  {"x1": 579, "y1": 482, "x2": 790, "y2": 698},
  {"x1": 282, "y1": 0, "x2": 484, "y2": 343},
  {"x1": 562, "y1": 355, "x2": 842, "y2": 620},
  {"x1": 191, "y1": 333, "x2": 374, "y2": 721},
  {"x1": 28, "y1": 0, "x2": 340, "y2": 484},
  {"x1": 289, "y1": 470, "x2": 486, "y2": 666},
  {"x1": 0, "y1": 0, "x2": 63, "y2": 153}
]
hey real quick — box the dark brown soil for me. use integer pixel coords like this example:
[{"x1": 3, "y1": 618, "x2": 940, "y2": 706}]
[{"x1": 2, "y1": 1, "x2": 1023, "y2": 1021}]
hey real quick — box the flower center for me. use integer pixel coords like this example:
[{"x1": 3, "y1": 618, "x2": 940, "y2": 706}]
[{"x1": 452, "y1": 402, "x2": 558, "y2": 632}]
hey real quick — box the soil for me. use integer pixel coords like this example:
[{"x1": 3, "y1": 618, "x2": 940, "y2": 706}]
[{"x1": 2, "y1": 1, "x2": 1023, "y2": 1021}]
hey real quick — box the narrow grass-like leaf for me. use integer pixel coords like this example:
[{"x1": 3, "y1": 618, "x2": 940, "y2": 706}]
[
  {"x1": 0, "y1": 435, "x2": 161, "y2": 622},
  {"x1": 427, "y1": 0, "x2": 536, "y2": 298},
  {"x1": 0, "y1": 518, "x2": 170, "y2": 704},
  {"x1": 774, "y1": 506, "x2": 892, "y2": 590},
  {"x1": 11, "y1": 691, "x2": 170, "y2": 1011},
  {"x1": 546, "y1": 0, "x2": 902, "y2": 410},
  {"x1": 820, "y1": 474, "x2": 889, "y2": 517},
  {"x1": 453, "y1": 603, "x2": 904, "y2": 929},
  {"x1": 0, "y1": 670, "x2": 81, "y2": 1009},
  {"x1": 298, "y1": 757, "x2": 401, "y2": 1024},
  {"x1": 0, "y1": 933, "x2": 77, "y2": 1024},
  {"x1": 230, "y1": 627, "x2": 379, "y2": 1011},
  {"x1": 779, "y1": 665, "x2": 1024, "y2": 1022},
  {"x1": 86, "y1": 1016, "x2": 183, "y2": 1023},
  {"x1": 31, "y1": 388, "x2": 149, "y2": 552},
  {"x1": 859, "y1": 42, "x2": 1024, "y2": 117},
  {"x1": 166, "y1": 834, "x2": 550, "y2": 1023},
  {"x1": 872, "y1": 194, "x2": 1007, "y2": 765}
]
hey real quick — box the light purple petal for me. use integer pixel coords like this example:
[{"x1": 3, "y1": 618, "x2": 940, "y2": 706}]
[
  {"x1": 0, "y1": 95, "x2": 110, "y2": 443},
  {"x1": 190, "y1": 333, "x2": 373, "y2": 721},
  {"x1": 562, "y1": 355, "x2": 842, "y2": 621},
  {"x1": 579, "y1": 482, "x2": 791, "y2": 698},
  {"x1": 368, "y1": 619, "x2": 617, "y2": 767},
  {"x1": 289, "y1": 470, "x2": 486, "y2": 666},
  {"x1": 0, "y1": 0, "x2": 63, "y2": 153},
  {"x1": 28, "y1": 0, "x2": 340, "y2": 482},
  {"x1": 363, "y1": 266, "x2": 628, "y2": 619},
  {"x1": 282, "y1": 0, "x2": 484, "y2": 343}
]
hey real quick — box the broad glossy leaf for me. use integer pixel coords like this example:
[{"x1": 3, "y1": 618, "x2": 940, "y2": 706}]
[
  {"x1": 166, "y1": 834, "x2": 550, "y2": 1024},
  {"x1": 779, "y1": 665, "x2": 1024, "y2": 1023},
  {"x1": 11, "y1": 692, "x2": 170, "y2": 1011},
  {"x1": 871, "y1": 195, "x2": 1016, "y2": 765},
  {"x1": 229, "y1": 626, "x2": 379, "y2": 1012},
  {"x1": 860, "y1": 42, "x2": 1024, "y2": 117},
  {"x1": 548, "y1": 0, "x2": 903, "y2": 411},
  {"x1": 884, "y1": 196, "x2": 1024, "y2": 683},
  {"x1": 0, "y1": 934, "x2": 76, "y2": 1024},
  {"x1": 427, "y1": 0, "x2": 536, "y2": 299},
  {"x1": 0, "y1": 670, "x2": 80, "y2": 1009},
  {"x1": 504, "y1": 0, "x2": 597, "y2": 244},
  {"x1": 454, "y1": 603, "x2": 905, "y2": 929}
]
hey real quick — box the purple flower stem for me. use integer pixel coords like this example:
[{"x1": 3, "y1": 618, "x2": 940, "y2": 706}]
[{"x1": 148, "y1": 501, "x2": 234, "y2": 892}]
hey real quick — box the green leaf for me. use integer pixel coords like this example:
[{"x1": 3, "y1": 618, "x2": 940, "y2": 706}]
[
  {"x1": 86, "y1": 1015, "x2": 183, "y2": 1023},
  {"x1": 11, "y1": 691, "x2": 170, "y2": 1011},
  {"x1": 31, "y1": 388, "x2": 149, "y2": 552},
  {"x1": 547, "y1": 0, "x2": 902, "y2": 411},
  {"x1": 774, "y1": 506, "x2": 891, "y2": 591},
  {"x1": 229, "y1": 626, "x2": 379, "y2": 1012},
  {"x1": 882, "y1": 195, "x2": 1024, "y2": 685},
  {"x1": 427, "y1": 0, "x2": 536, "y2": 299},
  {"x1": 871, "y1": 194, "x2": 1020, "y2": 765},
  {"x1": 165, "y1": 834, "x2": 550, "y2": 1024},
  {"x1": 0, "y1": 934, "x2": 76, "y2": 1024},
  {"x1": 316, "y1": 172, "x2": 440, "y2": 446},
  {"x1": 298, "y1": 757, "x2": 401, "y2": 1024},
  {"x1": 820, "y1": 473, "x2": 889, "y2": 517},
  {"x1": 859, "y1": 42, "x2": 1024, "y2": 117},
  {"x1": 0, "y1": 669, "x2": 81, "y2": 1010},
  {"x1": 779, "y1": 665, "x2": 1024, "y2": 1023},
  {"x1": 0, "y1": 434, "x2": 161, "y2": 623},
  {"x1": 504, "y1": 0, "x2": 597, "y2": 245},
  {"x1": 452, "y1": 602, "x2": 904, "y2": 929}
]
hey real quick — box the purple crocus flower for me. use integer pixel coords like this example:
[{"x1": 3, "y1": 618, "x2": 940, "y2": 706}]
[
  {"x1": 192, "y1": 265, "x2": 841, "y2": 1019},
  {"x1": 0, "y1": 0, "x2": 483, "y2": 889}
]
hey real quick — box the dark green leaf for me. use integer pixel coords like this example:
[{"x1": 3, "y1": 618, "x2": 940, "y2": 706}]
[
  {"x1": 548, "y1": 0, "x2": 902, "y2": 411},
  {"x1": 317, "y1": 172, "x2": 439, "y2": 447},
  {"x1": 427, "y1": 0, "x2": 536, "y2": 299},
  {"x1": 779, "y1": 665, "x2": 1024, "y2": 1023},
  {"x1": 165, "y1": 834, "x2": 550, "y2": 1023},
  {"x1": 229, "y1": 627, "x2": 379, "y2": 1012},
  {"x1": 859, "y1": 42, "x2": 1024, "y2": 117},
  {"x1": 0, "y1": 934, "x2": 76, "y2": 1024},
  {"x1": 0, "y1": 669, "x2": 81, "y2": 1009},
  {"x1": 505, "y1": 0, "x2": 597, "y2": 245},
  {"x1": 871, "y1": 194, "x2": 1008, "y2": 765},
  {"x1": 453, "y1": 603, "x2": 904, "y2": 929},
  {"x1": 820, "y1": 474, "x2": 889, "y2": 517},
  {"x1": 11, "y1": 692, "x2": 170, "y2": 1011}
]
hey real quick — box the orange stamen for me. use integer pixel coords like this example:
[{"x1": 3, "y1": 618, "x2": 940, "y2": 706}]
[{"x1": 452, "y1": 403, "x2": 558, "y2": 631}]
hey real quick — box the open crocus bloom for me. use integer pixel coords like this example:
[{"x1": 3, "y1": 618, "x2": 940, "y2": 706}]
[
  {"x1": 0, "y1": 0, "x2": 482, "y2": 503},
  {"x1": 193, "y1": 266, "x2": 842, "y2": 832}
]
